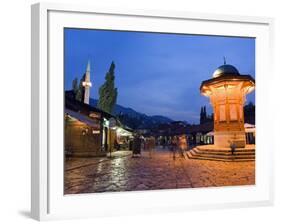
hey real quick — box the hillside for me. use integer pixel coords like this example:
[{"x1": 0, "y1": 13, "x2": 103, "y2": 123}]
[{"x1": 89, "y1": 99, "x2": 173, "y2": 129}]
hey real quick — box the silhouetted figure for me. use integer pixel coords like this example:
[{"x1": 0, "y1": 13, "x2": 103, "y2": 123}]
[
  {"x1": 114, "y1": 139, "x2": 120, "y2": 151},
  {"x1": 146, "y1": 137, "x2": 156, "y2": 158},
  {"x1": 230, "y1": 142, "x2": 236, "y2": 155},
  {"x1": 132, "y1": 134, "x2": 142, "y2": 158},
  {"x1": 161, "y1": 138, "x2": 166, "y2": 149},
  {"x1": 129, "y1": 139, "x2": 133, "y2": 151},
  {"x1": 171, "y1": 136, "x2": 178, "y2": 160}
]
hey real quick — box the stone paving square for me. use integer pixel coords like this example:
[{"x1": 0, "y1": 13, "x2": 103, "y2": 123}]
[{"x1": 64, "y1": 148, "x2": 255, "y2": 194}]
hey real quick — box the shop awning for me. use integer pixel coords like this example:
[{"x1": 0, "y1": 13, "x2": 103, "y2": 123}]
[
  {"x1": 65, "y1": 109, "x2": 100, "y2": 129},
  {"x1": 245, "y1": 123, "x2": 255, "y2": 133},
  {"x1": 206, "y1": 131, "x2": 214, "y2": 136},
  {"x1": 116, "y1": 127, "x2": 133, "y2": 136}
]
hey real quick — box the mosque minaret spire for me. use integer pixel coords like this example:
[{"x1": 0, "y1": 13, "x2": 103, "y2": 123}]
[{"x1": 82, "y1": 60, "x2": 92, "y2": 104}]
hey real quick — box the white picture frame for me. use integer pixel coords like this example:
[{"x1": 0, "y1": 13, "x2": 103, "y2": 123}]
[{"x1": 31, "y1": 2, "x2": 274, "y2": 221}]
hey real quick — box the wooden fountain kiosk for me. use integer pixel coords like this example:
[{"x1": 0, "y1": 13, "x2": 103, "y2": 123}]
[{"x1": 200, "y1": 63, "x2": 255, "y2": 148}]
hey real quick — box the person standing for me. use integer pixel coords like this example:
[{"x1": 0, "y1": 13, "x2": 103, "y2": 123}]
[
  {"x1": 230, "y1": 142, "x2": 236, "y2": 155},
  {"x1": 132, "y1": 134, "x2": 142, "y2": 158},
  {"x1": 171, "y1": 136, "x2": 178, "y2": 160},
  {"x1": 148, "y1": 137, "x2": 156, "y2": 158}
]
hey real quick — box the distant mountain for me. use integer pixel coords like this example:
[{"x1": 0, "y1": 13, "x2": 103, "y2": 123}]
[
  {"x1": 150, "y1": 115, "x2": 174, "y2": 124},
  {"x1": 89, "y1": 98, "x2": 173, "y2": 129}
]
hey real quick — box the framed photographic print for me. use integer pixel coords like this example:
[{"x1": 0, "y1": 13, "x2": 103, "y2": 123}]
[{"x1": 31, "y1": 2, "x2": 274, "y2": 221}]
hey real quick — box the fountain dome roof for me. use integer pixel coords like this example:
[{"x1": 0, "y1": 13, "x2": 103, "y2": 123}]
[{"x1": 212, "y1": 64, "x2": 240, "y2": 78}]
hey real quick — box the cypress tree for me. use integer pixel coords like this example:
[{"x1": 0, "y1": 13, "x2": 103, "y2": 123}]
[
  {"x1": 200, "y1": 107, "x2": 203, "y2": 124},
  {"x1": 97, "y1": 61, "x2": 118, "y2": 113},
  {"x1": 75, "y1": 74, "x2": 85, "y2": 102},
  {"x1": 72, "y1": 77, "x2": 78, "y2": 96}
]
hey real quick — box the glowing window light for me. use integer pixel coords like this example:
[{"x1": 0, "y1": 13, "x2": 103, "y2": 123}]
[
  {"x1": 103, "y1": 118, "x2": 109, "y2": 127},
  {"x1": 92, "y1": 130, "x2": 100, "y2": 134},
  {"x1": 82, "y1": 81, "x2": 92, "y2": 87}
]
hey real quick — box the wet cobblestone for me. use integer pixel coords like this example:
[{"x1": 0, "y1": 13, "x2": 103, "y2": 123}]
[{"x1": 64, "y1": 148, "x2": 255, "y2": 194}]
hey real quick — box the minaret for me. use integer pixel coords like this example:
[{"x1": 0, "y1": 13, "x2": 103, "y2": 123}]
[{"x1": 82, "y1": 60, "x2": 92, "y2": 104}]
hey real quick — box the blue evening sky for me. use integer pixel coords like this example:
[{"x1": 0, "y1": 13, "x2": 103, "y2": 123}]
[{"x1": 64, "y1": 28, "x2": 255, "y2": 124}]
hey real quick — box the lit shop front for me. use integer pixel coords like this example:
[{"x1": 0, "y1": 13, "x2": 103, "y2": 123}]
[{"x1": 64, "y1": 94, "x2": 133, "y2": 157}]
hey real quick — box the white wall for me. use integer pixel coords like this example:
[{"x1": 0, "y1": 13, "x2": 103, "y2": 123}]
[{"x1": 0, "y1": 0, "x2": 280, "y2": 223}]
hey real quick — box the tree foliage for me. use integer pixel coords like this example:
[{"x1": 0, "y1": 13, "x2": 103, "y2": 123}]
[
  {"x1": 72, "y1": 77, "x2": 78, "y2": 96},
  {"x1": 72, "y1": 74, "x2": 85, "y2": 102},
  {"x1": 97, "y1": 62, "x2": 118, "y2": 113}
]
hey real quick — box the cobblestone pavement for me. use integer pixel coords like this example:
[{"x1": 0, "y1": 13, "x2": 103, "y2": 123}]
[{"x1": 64, "y1": 148, "x2": 255, "y2": 194}]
